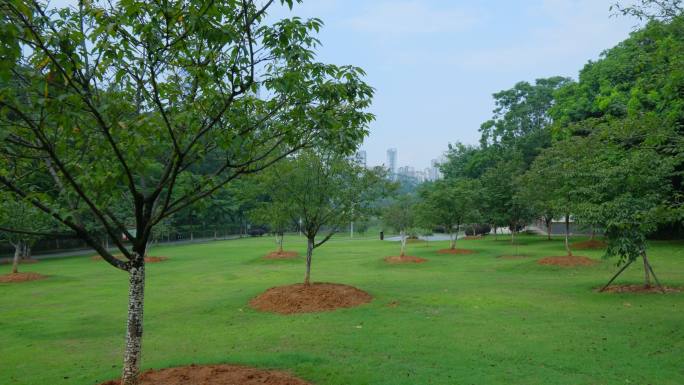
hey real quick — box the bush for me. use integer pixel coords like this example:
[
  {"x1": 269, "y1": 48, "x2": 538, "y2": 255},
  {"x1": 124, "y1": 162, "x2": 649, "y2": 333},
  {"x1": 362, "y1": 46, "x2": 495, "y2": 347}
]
[{"x1": 248, "y1": 228, "x2": 266, "y2": 237}]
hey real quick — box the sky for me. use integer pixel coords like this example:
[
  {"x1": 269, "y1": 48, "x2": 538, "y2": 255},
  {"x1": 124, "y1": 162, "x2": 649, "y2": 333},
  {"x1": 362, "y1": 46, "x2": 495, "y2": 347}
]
[
  {"x1": 50, "y1": 0, "x2": 642, "y2": 170},
  {"x1": 268, "y1": 0, "x2": 641, "y2": 170}
]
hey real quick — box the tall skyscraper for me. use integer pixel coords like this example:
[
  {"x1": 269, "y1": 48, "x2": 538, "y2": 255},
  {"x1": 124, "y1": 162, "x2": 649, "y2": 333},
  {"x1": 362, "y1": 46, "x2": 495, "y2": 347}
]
[{"x1": 387, "y1": 148, "x2": 397, "y2": 179}]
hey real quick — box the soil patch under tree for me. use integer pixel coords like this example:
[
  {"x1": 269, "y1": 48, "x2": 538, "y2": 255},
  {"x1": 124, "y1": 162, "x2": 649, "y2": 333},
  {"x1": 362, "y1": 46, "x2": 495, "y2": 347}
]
[
  {"x1": 538, "y1": 256, "x2": 597, "y2": 267},
  {"x1": 264, "y1": 251, "x2": 299, "y2": 260},
  {"x1": 384, "y1": 255, "x2": 427, "y2": 264},
  {"x1": 99, "y1": 364, "x2": 311, "y2": 385},
  {"x1": 250, "y1": 282, "x2": 372, "y2": 314},
  {"x1": 0, "y1": 272, "x2": 48, "y2": 283},
  {"x1": 437, "y1": 248, "x2": 475, "y2": 255},
  {"x1": 599, "y1": 284, "x2": 681, "y2": 294}
]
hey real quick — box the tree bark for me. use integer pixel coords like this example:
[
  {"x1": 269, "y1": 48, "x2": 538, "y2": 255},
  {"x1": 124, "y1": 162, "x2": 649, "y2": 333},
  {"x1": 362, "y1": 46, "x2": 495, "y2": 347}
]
[
  {"x1": 277, "y1": 233, "x2": 284, "y2": 253},
  {"x1": 304, "y1": 238, "x2": 313, "y2": 285},
  {"x1": 121, "y1": 259, "x2": 145, "y2": 385},
  {"x1": 400, "y1": 230, "x2": 407, "y2": 257},
  {"x1": 449, "y1": 231, "x2": 455, "y2": 250},
  {"x1": 545, "y1": 217, "x2": 552, "y2": 240},
  {"x1": 564, "y1": 214, "x2": 572, "y2": 256},
  {"x1": 642, "y1": 252, "x2": 652, "y2": 287},
  {"x1": 11, "y1": 242, "x2": 20, "y2": 274}
]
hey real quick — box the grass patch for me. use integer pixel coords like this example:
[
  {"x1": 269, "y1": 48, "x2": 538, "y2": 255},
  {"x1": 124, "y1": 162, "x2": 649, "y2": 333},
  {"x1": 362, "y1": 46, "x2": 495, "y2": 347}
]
[{"x1": 1, "y1": 235, "x2": 683, "y2": 384}]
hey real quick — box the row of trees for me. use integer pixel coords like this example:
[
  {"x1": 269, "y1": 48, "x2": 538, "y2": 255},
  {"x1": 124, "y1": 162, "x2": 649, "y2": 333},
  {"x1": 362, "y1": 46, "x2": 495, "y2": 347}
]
[
  {"x1": 427, "y1": 5, "x2": 683, "y2": 289},
  {"x1": 0, "y1": 1, "x2": 375, "y2": 384}
]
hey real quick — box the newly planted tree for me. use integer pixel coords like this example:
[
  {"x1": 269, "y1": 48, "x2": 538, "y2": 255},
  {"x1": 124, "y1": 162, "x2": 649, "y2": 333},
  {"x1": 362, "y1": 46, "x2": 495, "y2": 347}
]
[
  {"x1": 383, "y1": 195, "x2": 417, "y2": 257},
  {"x1": 0, "y1": 1, "x2": 372, "y2": 383},
  {"x1": 417, "y1": 178, "x2": 480, "y2": 250},
  {"x1": 260, "y1": 151, "x2": 386, "y2": 284}
]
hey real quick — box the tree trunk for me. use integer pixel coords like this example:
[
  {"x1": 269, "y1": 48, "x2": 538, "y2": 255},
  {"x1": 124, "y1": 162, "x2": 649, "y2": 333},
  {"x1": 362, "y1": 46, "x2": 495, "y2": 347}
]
[
  {"x1": 642, "y1": 252, "x2": 652, "y2": 287},
  {"x1": 590, "y1": 226, "x2": 596, "y2": 241},
  {"x1": 278, "y1": 233, "x2": 284, "y2": 253},
  {"x1": 494, "y1": 226, "x2": 498, "y2": 241},
  {"x1": 121, "y1": 260, "x2": 146, "y2": 385},
  {"x1": 564, "y1": 214, "x2": 572, "y2": 257},
  {"x1": 449, "y1": 231, "x2": 455, "y2": 250},
  {"x1": 545, "y1": 217, "x2": 552, "y2": 240},
  {"x1": 400, "y1": 230, "x2": 407, "y2": 257},
  {"x1": 11, "y1": 243, "x2": 20, "y2": 274},
  {"x1": 304, "y1": 238, "x2": 313, "y2": 285},
  {"x1": 511, "y1": 227, "x2": 515, "y2": 244}
]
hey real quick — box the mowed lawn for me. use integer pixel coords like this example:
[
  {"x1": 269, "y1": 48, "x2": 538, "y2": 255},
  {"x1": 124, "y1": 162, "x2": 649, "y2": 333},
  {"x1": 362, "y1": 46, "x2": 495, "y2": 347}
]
[{"x1": 1, "y1": 235, "x2": 683, "y2": 385}]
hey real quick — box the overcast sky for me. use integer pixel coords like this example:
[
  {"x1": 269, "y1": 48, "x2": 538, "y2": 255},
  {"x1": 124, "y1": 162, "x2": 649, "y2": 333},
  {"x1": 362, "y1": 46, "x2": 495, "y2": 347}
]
[
  {"x1": 270, "y1": 0, "x2": 641, "y2": 169},
  {"x1": 51, "y1": 0, "x2": 641, "y2": 170}
]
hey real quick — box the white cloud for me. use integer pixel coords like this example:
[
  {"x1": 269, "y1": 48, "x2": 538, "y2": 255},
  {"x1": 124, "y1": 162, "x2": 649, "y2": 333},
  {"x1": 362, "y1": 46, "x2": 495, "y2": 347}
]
[{"x1": 345, "y1": 1, "x2": 480, "y2": 36}]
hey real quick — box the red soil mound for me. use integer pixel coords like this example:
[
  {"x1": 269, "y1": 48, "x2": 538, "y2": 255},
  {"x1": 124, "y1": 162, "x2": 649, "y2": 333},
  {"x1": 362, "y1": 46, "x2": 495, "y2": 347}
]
[
  {"x1": 538, "y1": 256, "x2": 597, "y2": 267},
  {"x1": 437, "y1": 248, "x2": 475, "y2": 255},
  {"x1": 250, "y1": 283, "x2": 372, "y2": 314},
  {"x1": 600, "y1": 285, "x2": 681, "y2": 294},
  {"x1": 99, "y1": 364, "x2": 311, "y2": 385},
  {"x1": 0, "y1": 272, "x2": 48, "y2": 283},
  {"x1": 572, "y1": 240, "x2": 608, "y2": 249},
  {"x1": 497, "y1": 255, "x2": 530, "y2": 260},
  {"x1": 384, "y1": 256, "x2": 427, "y2": 264},
  {"x1": 91, "y1": 255, "x2": 168, "y2": 263},
  {"x1": 264, "y1": 251, "x2": 299, "y2": 259}
]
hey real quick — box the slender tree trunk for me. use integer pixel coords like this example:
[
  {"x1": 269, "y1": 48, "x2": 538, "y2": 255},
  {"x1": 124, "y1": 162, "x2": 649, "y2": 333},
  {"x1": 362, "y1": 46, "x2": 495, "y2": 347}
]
[
  {"x1": 304, "y1": 238, "x2": 313, "y2": 285},
  {"x1": 449, "y1": 231, "x2": 455, "y2": 250},
  {"x1": 494, "y1": 226, "x2": 498, "y2": 241},
  {"x1": 590, "y1": 226, "x2": 596, "y2": 241},
  {"x1": 121, "y1": 258, "x2": 145, "y2": 385},
  {"x1": 642, "y1": 252, "x2": 652, "y2": 287},
  {"x1": 545, "y1": 217, "x2": 552, "y2": 240},
  {"x1": 511, "y1": 227, "x2": 515, "y2": 244},
  {"x1": 400, "y1": 230, "x2": 407, "y2": 257},
  {"x1": 564, "y1": 214, "x2": 572, "y2": 257},
  {"x1": 11, "y1": 243, "x2": 20, "y2": 274},
  {"x1": 278, "y1": 233, "x2": 284, "y2": 253}
]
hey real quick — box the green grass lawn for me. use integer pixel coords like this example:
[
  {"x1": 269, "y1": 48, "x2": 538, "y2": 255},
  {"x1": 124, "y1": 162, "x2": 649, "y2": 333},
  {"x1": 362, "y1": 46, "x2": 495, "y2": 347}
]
[{"x1": 1, "y1": 234, "x2": 683, "y2": 385}]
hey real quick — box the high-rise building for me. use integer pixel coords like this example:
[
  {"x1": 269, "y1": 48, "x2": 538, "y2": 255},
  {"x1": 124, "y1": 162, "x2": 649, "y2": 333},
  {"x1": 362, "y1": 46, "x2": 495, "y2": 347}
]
[{"x1": 387, "y1": 148, "x2": 397, "y2": 179}]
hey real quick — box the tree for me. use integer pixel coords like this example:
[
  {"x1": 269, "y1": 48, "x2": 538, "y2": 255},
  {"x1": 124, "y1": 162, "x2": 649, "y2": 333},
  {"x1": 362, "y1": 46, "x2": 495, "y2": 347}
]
[
  {"x1": 576, "y1": 122, "x2": 676, "y2": 290},
  {"x1": 0, "y1": 1, "x2": 373, "y2": 384},
  {"x1": 250, "y1": 200, "x2": 293, "y2": 253},
  {"x1": 0, "y1": 195, "x2": 53, "y2": 273},
  {"x1": 479, "y1": 157, "x2": 534, "y2": 243},
  {"x1": 383, "y1": 195, "x2": 417, "y2": 257},
  {"x1": 479, "y1": 77, "x2": 571, "y2": 166},
  {"x1": 260, "y1": 151, "x2": 386, "y2": 284},
  {"x1": 417, "y1": 179, "x2": 480, "y2": 250}
]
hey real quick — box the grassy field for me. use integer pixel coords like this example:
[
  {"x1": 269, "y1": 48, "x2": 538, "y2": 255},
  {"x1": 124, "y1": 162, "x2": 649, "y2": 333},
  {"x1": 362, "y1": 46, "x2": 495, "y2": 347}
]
[{"x1": 1, "y1": 234, "x2": 683, "y2": 385}]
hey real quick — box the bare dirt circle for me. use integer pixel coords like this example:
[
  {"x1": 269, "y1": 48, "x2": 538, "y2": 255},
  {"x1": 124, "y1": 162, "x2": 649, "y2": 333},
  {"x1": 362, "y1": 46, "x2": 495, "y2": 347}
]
[
  {"x1": 99, "y1": 364, "x2": 311, "y2": 385},
  {"x1": 384, "y1": 256, "x2": 427, "y2": 264},
  {"x1": 0, "y1": 272, "x2": 48, "y2": 283},
  {"x1": 572, "y1": 240, "x2": 607, "y2": 249},
  {"x1": 264, "y1": 251, "x2": 299, "y2": 260},
  {"x1": 250, "y1": 282, "x2": 372, "y2": 314},
  {"x1": 437, "y1": 248, "x2": 475, "y2": 255},
  {"x1": 538, "y1": 256, "x2": 597, "y2": 267},
  {"x1": 600, "y1": 285, "x2": 681, "y2": 294}
]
